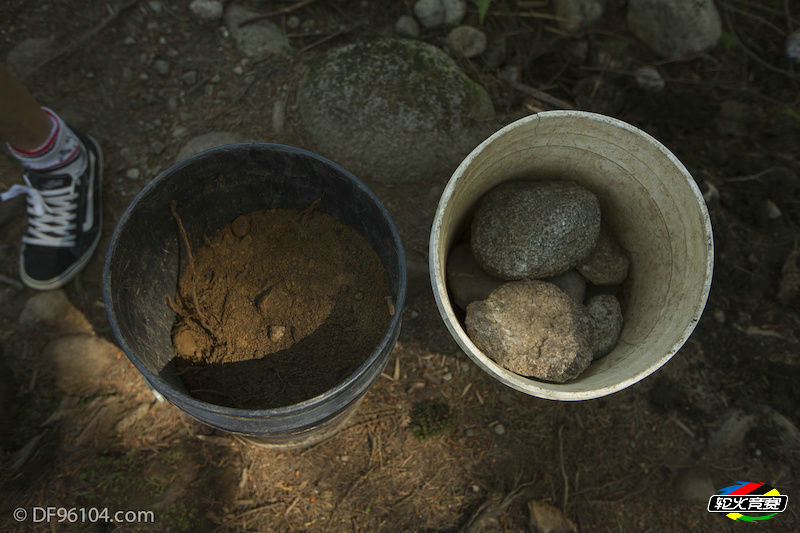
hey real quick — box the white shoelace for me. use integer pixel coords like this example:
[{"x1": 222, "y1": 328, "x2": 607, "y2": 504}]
[{"x1": 0, "y1": 175, "x2": 78, "y2": 247}]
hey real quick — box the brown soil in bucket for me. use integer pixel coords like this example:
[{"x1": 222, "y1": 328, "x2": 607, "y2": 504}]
[{"x1": 168, "y1": 203, "x2": 392, "y2": 409}]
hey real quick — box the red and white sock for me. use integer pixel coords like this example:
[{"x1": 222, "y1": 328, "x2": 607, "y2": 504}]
[{"x1": 7, "y1": 107, "x2": 85, "y2": 174}]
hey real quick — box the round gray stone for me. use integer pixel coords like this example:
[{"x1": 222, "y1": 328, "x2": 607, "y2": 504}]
[
  {"x1": 627, "y1": 0, "x2": 721, "y2": 58},
  {"x1": 447, "y1": 26, "x2": 488, "y2": 58},
  {"x1": 225, "y1": 3, "x2": 290, "y2": 59},
  {"x1": 443, "y1": 0, "x2": 467, "y2": 26},
  {"x1": 586, "y1": 294, "x2": 623, "y2": 358},
  {"x1": 190, "y1": 0, "x2": 223, "y2": 20},
  {"x1": 298, "y1": 39, "x2": 494, "y2": 184},
  {"x1": 576, "y1": 226, "x2": 629, "y2": 285},
  {"x1": 154, "y1": 59, "x2": 171, "y2": 76},
  {"x1": 414, "y1": 0, "x2": 445, "y2": 28},
  {"x1": 446, "y1": 243, "x2": 503, "y2": 310},
  {"x1": 395, "y1": 15, "x2": 420, "y2": 38},
  {"x1": 465, "y1": 281, "x2": 593, "y2": 382},
  {"x1": 471, "y1": 180, "x2": 601, "y2": 279}
]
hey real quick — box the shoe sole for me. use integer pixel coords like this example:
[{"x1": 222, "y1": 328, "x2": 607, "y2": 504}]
[{"x1": 20, "y1": 135, "x2": 104, "y2": 290}]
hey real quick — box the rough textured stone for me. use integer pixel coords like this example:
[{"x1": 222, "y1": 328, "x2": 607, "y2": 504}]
[
  {"x1": 395, "y1": 15, "x2": 420, "y2": 38},
  {"x1": 586, "y1": 294, "x2": 623, "y2": 358},
  {"x1": 43, "y1": 334, "x2": 120, "y2": 395},
  {"x1": 190, "y1": 0, "x2": 223, "y2": 20},
  {"x1": 576, "y1": 226, "x2": 629, "y2": 285},
  {"x1": 627, "y1": 0, "x2": 721, "y2": 58},
  {"x1": 471, "y1": 180, "x2": 601, "y2": 279},
  {"x1": 544, "y1": 270, "x2": 586, "y2": 304},
  {"x1": 299, "y1": 39, "x2": 494, "y2": 183},
  {"x1": 556, "y1": 0, "x2": 606, "y2": 32},
  {"x1": 19, "y1": 290, "x2": 94, "y2": 338},
  {"x1": 447, "y1": 26, "x2": 487, "y2": 58},
  {"x1": 465, "y1": 281, "x2": 593, "y2": 382},
  {"x1": 225, "y1": 3, "x2": 290, "y2": 59},
  {"x1": 176, "y1": 131, "x2": 242, "y2": 162},
  {"x1": 6, "y1": 38, "x2": 56, "y2": 80},
  {"x1": 447, "y1": 244, "x2": 503, "y2": 310}
]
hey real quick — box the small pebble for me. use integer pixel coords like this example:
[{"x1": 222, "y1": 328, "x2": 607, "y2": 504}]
[
  {"x1": 171, "y1": 126, "x2": 188, "y2": 138},
  {"x1": 139, "y1": 72, "x2": 149, "y2": 81},
  {"x1": 442, "y1": 372, "x2": 453, "y2": 381},
  {"x1": 154, "y1": 59, "x2": 170, "y2": 76},
  {"x1": 395, "y1": 15, "x2": 420, "y2": 38},
  {"x1": 762, "y1": 199, "x2": 782, "y2": 220},
  {"x1": 576, "y1": 226, "x2": 629, "y2": 285},
  {"x1": 414, "y1": 0, "x2": 445, "y2": 28},
  {"x1": 268, "y1": 325, "x2": 286, "y2": 342},
  {"x1": 499, "y1": 64, "x2": 520, "y2": 82},
  {"x1": 233, "y1": 65, "x2": 244, "y2": 75},
  {"x1": 182, "y1": 70, "x2": 198, "y2": 85},
  {"x1": 123, "y1": 36, "x2": 136, "y2": 45},
  {"x1": 148, "y1": 1, "x2": 162, "y2": 14},
  {"x1": 442, "y1": 0, "x2": 467, "y2": 26},
  {"x1": 447, "y1": 26, "x2": 487, "y2": 58},
  {"x1": 635, "y1": 65, "x2": 664, "y2": 92},
  {"x1": 494, "y1": 423, "x2": 506, "y2": 435},
  {"x1": 125, "y1": 168, "x2": 141, "y2": 180},
  {"x1": 189, "y1": 0, "x2": 223, "y2": 21},
  {"x1": 286, "y1": 16, "x2": 301, "y2": 29}
]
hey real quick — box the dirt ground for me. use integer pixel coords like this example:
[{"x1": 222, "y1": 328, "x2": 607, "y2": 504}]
[{"x1": 1, "y1": 0, "x2": 799, "y2": 532}]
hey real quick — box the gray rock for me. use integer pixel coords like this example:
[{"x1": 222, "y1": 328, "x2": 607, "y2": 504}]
[
  {"x1": 395, "y1": 15, "x2": 420, "y2": 38},
  {"x1": 148, "y1": 1, "x2": 163, "y2": 14},
  {"x1": 176, "y1": 131, "x2": 241, "y2": 162},
  {"x1": 471, "y1": 180, "x2": 601, "y2": 279},
  {"x1": 447, "y1": 243, "x2": 504, "y2": 310},
  {"x1": 556, "y1": 0, "x2": 606, "y2": 32},
  {"x1": 414, "y1": 0, "x2": 445, "y2": 28},
  {"x1": 627, "y1": 0, "x2": 721, "y2": 58},
  {"x1": 544, "y1": 270, "x2": 586, "y2": 304},
  {"x1": 443, "y1": 0, "x2": 468, "y2": 26},
  {"x1": 709, "y1": 409, "x2": 756, "y2": 448},
  {"x1": 298, "y1": 39, "x2": 494, "y2": 184},
  {"x1": 225, "y1": 3, "x2": 290, "y2": 59},
  {"x1": 6, "y1": 38, "x2": 56, "y2": 80},
  {"x1": 585, "y1": 294, "x2": 622, "y2": 358},
  {"x1": 190, "y1": 0, "x2": 223, "y2": 21},
  {"x1": 465, "y1": 281, "x2": 594, "y2": 382},
  {"x1": 182, "y1": 70, "x2": 198, "y2": 85},
  {"x1": 761, "y1": 199, "x2": 781, "y2": 220},
  {"x1": 576, "y1": 226, "x2": 629, "y2": 285},
  {"x1": 43, "y1": 334, "x2": 120, "y2": 395},
  {"x1": 447, "y1": 26, "x2": 488, "y2": 58},
  {"x1": 154, "y1": 59, "x2": 171, "y2": 76},
  {"x1": 788, "y1": 29, "x2": 800, "y2": 63},
  {"x1": 481, "y1": 35, "x2": 507, "y2": 70},
  {"x1": 287, "y1": 16, "x2": 301, "y2": 29},
  {"x1": 674, "y1": 468, "x2": 715, "y2": 503},
  {"x1": 634, "y1": 65, "x2": 664, "y2": 91},
  {"x1": 151, "y1": 140, "x2": 166, "y2": 155},
  {"x1": 126, "y1": 168, "x2": 141, "y2": 180},
  {"x1": 19, "y1": 290, "x2": 93, "y2": 338}
]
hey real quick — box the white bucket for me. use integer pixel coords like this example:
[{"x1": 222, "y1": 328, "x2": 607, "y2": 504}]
[{"x1": 429, "y1": 111, "x2": 713, "y2": 401}]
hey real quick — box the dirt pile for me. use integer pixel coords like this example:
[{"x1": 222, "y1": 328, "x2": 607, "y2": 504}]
[{"x1": 169, "y1": 206, "x2": 391, "y2": 409}]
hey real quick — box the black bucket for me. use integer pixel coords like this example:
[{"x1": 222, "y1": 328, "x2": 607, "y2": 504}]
[{"x1": 103, "y1": 143, "x2": 406, "y2": 448}]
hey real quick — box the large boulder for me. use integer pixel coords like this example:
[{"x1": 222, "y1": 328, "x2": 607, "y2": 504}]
[{"x1": 298, "y1": 39, "x2": 494, "y2": 183}]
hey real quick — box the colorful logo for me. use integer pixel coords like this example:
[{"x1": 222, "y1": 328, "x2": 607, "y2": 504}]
[{"x1": 707, "y1": 482, "x2": 788, "y2": 522}]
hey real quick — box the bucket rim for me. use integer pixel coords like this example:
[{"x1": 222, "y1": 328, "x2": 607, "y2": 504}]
[
  {"x1": 103, "y1": 142, "x2": 407, "y2": 418},
  {"x1": 429, "y1": 110, "x2": 714, "y2": 401}
]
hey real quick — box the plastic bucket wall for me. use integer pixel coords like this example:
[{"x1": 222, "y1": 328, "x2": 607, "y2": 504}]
[
  {"x1": 429, "y1": 111, "x2": 713, "y2": 401},
  {"x1": 103, "y1": 143, "x2": 406, "y2": 447}
]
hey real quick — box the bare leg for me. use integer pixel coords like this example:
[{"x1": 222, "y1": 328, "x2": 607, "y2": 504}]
[{"x1": 0, "y1": 64, "x2": 52, "y2": 150}]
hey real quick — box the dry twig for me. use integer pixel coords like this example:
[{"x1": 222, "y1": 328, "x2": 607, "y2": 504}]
[{"x1": 504, "y1": 79, "x2": 576, "y2": 110}]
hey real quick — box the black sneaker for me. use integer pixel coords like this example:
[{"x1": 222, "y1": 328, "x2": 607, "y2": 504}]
[{"x1": 11, "y1": 128, "x2": 103, "y2": 290}]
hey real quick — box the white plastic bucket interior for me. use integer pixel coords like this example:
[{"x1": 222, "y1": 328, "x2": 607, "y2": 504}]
[{"x1": 430, "y1": 111, "x2": 714, "y2": 401}]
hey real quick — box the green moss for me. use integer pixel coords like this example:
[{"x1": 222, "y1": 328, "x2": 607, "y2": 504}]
[
  {"x1": 411, "y1": 401, "x2": 457, "y2": 441},
  {"x1": 159, "y1": 502, "x2": 202, "y2": 533}
]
